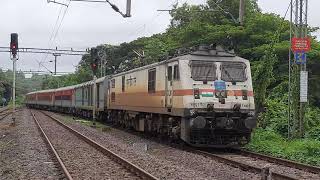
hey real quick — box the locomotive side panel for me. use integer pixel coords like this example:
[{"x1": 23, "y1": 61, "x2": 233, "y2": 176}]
[{"x1": 109, "y1": 63, "x2": 167, "y2": 114}]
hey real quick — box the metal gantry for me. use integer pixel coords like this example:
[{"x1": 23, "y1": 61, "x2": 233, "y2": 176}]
[
  {"x1": 288, "y1": 0, "x2": 309, "y2": 138},
  {"x1": 0, "y1": 46, "x2": 88, "y2": 75}
]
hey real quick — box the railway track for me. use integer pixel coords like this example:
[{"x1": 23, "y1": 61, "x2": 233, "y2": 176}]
[
  {"x1": 0, "y1": 108, "x2": 12, "y2": 120},
  {"x1": 195, "y1": 149, "x2": 320, "y2": 180},
  {"x1": 0, "y1": 108, "x2": 23, "y2": 121},
  {"x1": 30, "y1": 110, "x2": 158, "y2": 180},
  {"x1": 0, "y1": 107, "x2": 9, "y2": 113}
]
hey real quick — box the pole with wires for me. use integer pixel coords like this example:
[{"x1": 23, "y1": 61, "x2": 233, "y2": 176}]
[
  {"x1": 289, "y1": 0, "x2": 309, "y2": 138},
  {"x1": 239, "y1": 0, "x2": 245, "y2": 25}
]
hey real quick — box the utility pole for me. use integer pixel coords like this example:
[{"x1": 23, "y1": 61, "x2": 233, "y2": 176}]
[
  {"x1": 289, "y1": 0, "x2": 309, "y2": 138},
  {"x1": 98, "y1": 49, "x2": 107, "y2": 77},
  {"x1": 10, "y1": 33, "x2": 18, "y2": 125},
  {"x1": 90, "y1": 48, "x2": 99, "y2": 127},
  {"x1": 53, "y1": 52, "x2": 61, "y2": 75},
  {"x1": 239, "y1": 0, "x2": 245, "y2": 25}
]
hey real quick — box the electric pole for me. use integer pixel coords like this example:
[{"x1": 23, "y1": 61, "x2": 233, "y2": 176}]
[
  {"x1": 53, "y1": 51, "x2": 61, "y2": 75},
  {"x1": 239, "y1": 0, "x2": 245, "y2": 25},
  {"x1": 90, "y1": 48, "x2": 99, "y2": 127},
  {"x1": 289, "y1": 0, "x2": 309, "y2": 138}
]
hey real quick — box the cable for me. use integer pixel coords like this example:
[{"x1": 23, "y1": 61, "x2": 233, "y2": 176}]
[
  {"x1": 38, "y1": 6, "x2": 64, "y2": 71},
  {"x1": 40, "y1": 0, "x2": 71, "y2": 72},
  {"x1": 51, "y1": 1, "x2": 71, "y2": 45},
  {"x1": 127, "y1": 0, "x2": 178, "y2": 39}
]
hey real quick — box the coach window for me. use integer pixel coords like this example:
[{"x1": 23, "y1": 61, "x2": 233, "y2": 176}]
[
  {"x1": 148, "y1": 69, "x2": 156, "y2": 93},
  {"x1": 122, "y1": 76, "x2": 125, "y2": 92},
  {"x1": 82, "y1": 88, "x2": 84, "y2": 105},
  {"x1": 173, "y1": 65, "x2": 180, "y2": 80},
  {"x1": 112, "y1": 79, "x2": 115, "y2": 88},
  {"x1": 168, "y1": 66, "x2": 172, "y2": 81}
]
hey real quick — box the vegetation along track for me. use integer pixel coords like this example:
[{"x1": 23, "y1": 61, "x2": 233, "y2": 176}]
[
  {"x1": 30, "y1": 109, "x2": 158, "y2": 180},
  {"x1": 195, "y1": 149, "x2": 320, "y2": 180}
]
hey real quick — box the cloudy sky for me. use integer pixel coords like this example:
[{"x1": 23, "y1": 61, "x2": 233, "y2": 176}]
[{"x1": 0, "y1": 0, "x2": 319, "y2": 74}]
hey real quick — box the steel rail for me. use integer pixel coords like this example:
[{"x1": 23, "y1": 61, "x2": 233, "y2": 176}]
[
  {"x1": 236, "y1": 149, "x2": 320, "y2": 174},
  {"x1": 0, "y1": 107, "x2": 9, "y2": 114},
  {"x1": 0, "y1": 108, "x2": 23, "y2": 120},
  {"x1": 30, "y1": 110, "x2": 73, "y2": 180},
  {"x1": 40, "y1": 110, "x2": 158, "y2": 180},
  {"x1": 195, "y1": 150, "x2": 300, "y2": 180},
  {"x1": 0, "y1": 112, "x2": 12, "y2": 121}
]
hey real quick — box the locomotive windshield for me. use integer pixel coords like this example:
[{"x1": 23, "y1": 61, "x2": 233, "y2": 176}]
[
  {"x1": 221, "y1": 62, "x2": 246, "y2": 82},
  {"x1": 191, "y1": 61, "x2": 217, "y2": 81}
]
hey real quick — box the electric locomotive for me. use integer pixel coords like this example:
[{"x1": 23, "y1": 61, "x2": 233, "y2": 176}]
[{"x1": 26, "y1": 46, "x2": 256, "y2": 147}]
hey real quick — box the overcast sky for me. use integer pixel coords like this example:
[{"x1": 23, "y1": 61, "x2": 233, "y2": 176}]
[{"x1": 0, "y1": 0, "x2": 319, "y2": 74}]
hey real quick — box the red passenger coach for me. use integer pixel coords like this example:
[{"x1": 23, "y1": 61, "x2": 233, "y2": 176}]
[{"x1": 54, "y1": 86, "x2": 76, "y2": 112}]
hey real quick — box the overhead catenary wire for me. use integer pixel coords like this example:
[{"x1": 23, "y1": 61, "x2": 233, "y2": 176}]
[
  {"x1": 39, "y1": 6, "x2": 64, "y2": 71},
  {"x1": 126, "y1": 0, "x2": 178, "y2": 39},
  {"x1": 40, "y1": 0, "x2": 71, "y2": 72}
]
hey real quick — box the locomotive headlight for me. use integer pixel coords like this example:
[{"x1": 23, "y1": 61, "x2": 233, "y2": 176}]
[
  {"x1": 215, "y1": 91, "x2": 220, "y2": 98},
  {"x1": 190, "y1": 116, "x2": 206, "y2": 129},
  {"x1": 215, "y1": 90, "x2": 227, "y2": 98},
  {"x1": 248, "y1": 111, "x2": 255, "y2": 117},
  {"x1": 220, "y1": 90, "x2": 226, "y2": 98},
  {"x1": 190, "y1": 109, "x2": 197, "y2": 117}
]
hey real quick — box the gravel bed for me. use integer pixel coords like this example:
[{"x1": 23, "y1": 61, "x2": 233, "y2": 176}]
[
  {"x1": 51, "y1": 112, "x2": 261, "y2": 180},
  {"x1": 225, "y1": 154, "x2": 320, "y2": 179},
  {"x1": 0, "y1": 109, "x2": 64, "y2": 180},
  {"x1": 34, "y1": 111, "x2": 140, "y2": 180}
]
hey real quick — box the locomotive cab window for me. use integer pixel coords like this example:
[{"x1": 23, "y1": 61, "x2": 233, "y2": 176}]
[
  {"x1": 148, "y1": 69, "x2": 156, "y2": 93},
  {"x1": 221, "y1": 62, "x2": 247, "y2": 82},
  {"x1": 111, "y1": 79, "x2": 115, "y2": 88},
  {"x1": 191, "y1": 61, "x2": 217, "y2": 81},
  {"x1": 173, "y1": 65, "x2": 180, "y2": 80}
]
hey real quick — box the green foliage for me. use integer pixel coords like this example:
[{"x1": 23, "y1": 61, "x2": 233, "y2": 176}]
[
  {"x1": 259, "y1": 98, "x2": 288, "y2": 137},
  {"x1": 247, "y1": 129, "x2": 320, "y2": 166},
  {"x1": 306, "y1": 127, "x2": 320, "y2": 141}
]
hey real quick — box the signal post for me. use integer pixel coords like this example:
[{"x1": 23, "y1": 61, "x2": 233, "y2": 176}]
[{"x1": 10, "y1": 33, "x2": 18, "y2": 125}]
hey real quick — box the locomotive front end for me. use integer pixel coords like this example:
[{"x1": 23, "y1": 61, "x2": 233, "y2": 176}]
[{"x1": 180, "y1": 54, "x2": 256, "y2": 147}]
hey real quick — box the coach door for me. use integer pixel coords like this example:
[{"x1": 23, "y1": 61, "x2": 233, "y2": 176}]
[{"x1": 166, "y1": 62, "x2": 178, "y2": 109}]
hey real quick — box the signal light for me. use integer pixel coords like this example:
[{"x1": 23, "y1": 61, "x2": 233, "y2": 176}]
[
  {"x1": 90, "y1": 48, "x2": 99, "y2": 76},
  {"x1": 10, "y1": 33, "x2": 18, "y2": 57}
]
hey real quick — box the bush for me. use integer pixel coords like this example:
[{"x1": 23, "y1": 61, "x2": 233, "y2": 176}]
[
  {"x1": 306, "y1": 127, "x2": 320, "y2": 141},
  {"x1": 246, "y1": 128, "x2": 320, "y2": 166}
]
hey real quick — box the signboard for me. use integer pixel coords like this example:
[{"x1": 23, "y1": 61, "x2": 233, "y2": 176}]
[
  {"x1": 294, "y1": 51, "x2": 306, "y2": 64},
  {"x1": 292, "y1": 38, "x2": 311, "y2": 52},
  {"x1": 214, "y1": 80, "x2": 226, "y2": 91},
  {"x1": 300, "y1": 71, "x2": 308, "y2": 102}
]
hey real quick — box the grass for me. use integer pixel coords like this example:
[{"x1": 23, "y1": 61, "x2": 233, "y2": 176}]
[
  {"x1": 246, "y1": 128, "x2": 320, "y2": 166},
  {"x1": 60, "y1": 115, "x2": 112, "y2": 132}
]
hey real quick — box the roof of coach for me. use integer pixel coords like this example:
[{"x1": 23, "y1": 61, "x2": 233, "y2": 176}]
[
  {"x1": 55, "y1": 85, "x2": 78, "y2": 92},
  {"x1": 74, "y1": 76, "x2": 107, "y2": 88},
  {"x1": 27, "y1": 76, "x2": 108, "y2": 96},
  {"x1": 26, "y1": 89, "x2": 56, "y2": 95},
  {"x1": 110, "y1": 50, "x2": 249, "y2": 78}
]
